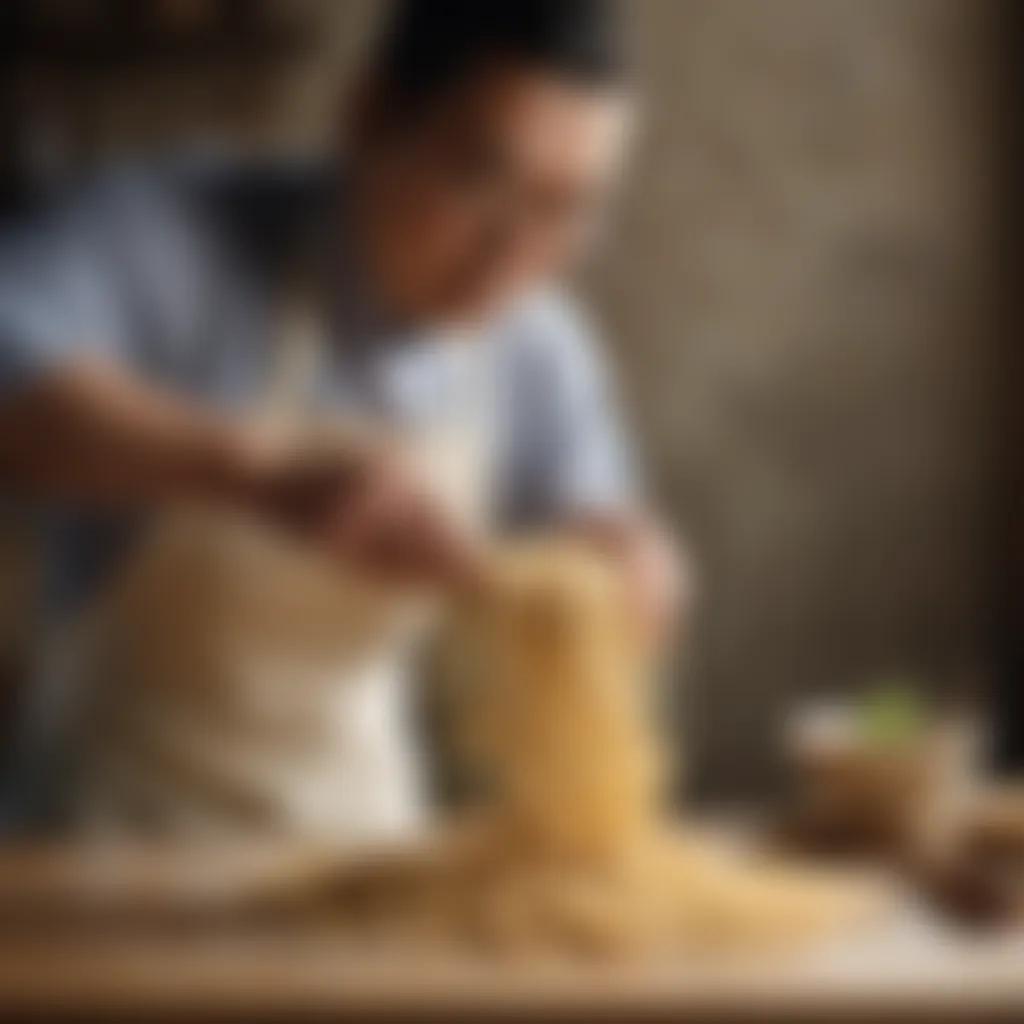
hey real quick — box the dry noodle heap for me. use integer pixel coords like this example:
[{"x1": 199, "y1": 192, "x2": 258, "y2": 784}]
[{"x1": 281, "y1": 540, "x2": 876, "y2": 957}]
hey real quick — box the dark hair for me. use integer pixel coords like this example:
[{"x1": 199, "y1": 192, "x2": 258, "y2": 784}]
[{"x1": 370, "y1": 0, "x2": 628, "y2": 116}]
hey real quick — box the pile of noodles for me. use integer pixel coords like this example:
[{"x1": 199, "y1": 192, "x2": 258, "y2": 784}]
[{"x1": 273, "y1": 540, "x2": 876, "y2": 957}]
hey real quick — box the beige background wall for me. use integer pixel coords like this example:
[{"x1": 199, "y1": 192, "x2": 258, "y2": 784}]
[{"x1": 588, "y1": 0, "x2": 1000, "y2": 797}]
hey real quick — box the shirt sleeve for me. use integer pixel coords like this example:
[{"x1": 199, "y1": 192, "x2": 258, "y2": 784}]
[
  {"x1": 500, "y1": 293, "x2": 640, "y2": 527},
  {"x1": 0, "y1": 184, "x2": 133, "y2": 399}
]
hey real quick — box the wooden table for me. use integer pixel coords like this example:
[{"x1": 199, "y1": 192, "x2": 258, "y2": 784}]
[{"x1": 0, "y1": 844, "x2": 1020, "y2": 1021}]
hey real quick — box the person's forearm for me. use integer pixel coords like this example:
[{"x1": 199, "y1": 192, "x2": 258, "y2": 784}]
[
  {"x1": 0, "y1": 359, "x2": 482, "y2": 587},
  {"x1": 0, "y1": 360, "x2": 268, "y2": 510}
]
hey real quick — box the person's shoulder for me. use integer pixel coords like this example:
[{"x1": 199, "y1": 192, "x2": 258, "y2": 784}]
[
  {"x1": 72, "y1": 148, "x2": 333, "y2": 245},
  {"x1": 498, "y1": 288, "x2": 600, "y2": 371},
  {"x1": 6, "y1": 147, "x2": 330, "y2": 233},
  {"x1": 3, "y1": 150, "x2": 242, "y2": 244},
  {"x1": 157, "y1": 148, "x2": 334, "y2": 250},
  {"x1": 0, "y1": 155, "x2": 190, "y2": 267},
  {"x1": 163, "y1": 147, "x2": 332, "y2": 216}
]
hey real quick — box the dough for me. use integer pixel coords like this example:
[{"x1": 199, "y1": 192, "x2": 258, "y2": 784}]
[{"x1": 273, "y1": 539, "x2": 878, "y2": 957}]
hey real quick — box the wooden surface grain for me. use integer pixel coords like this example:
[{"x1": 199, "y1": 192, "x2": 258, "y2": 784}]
[{"x1": 0, "y1": 843, "x2": 1019, "y2": 1021}]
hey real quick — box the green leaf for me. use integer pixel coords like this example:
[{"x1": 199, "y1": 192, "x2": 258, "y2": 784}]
[{"x1": 856, "y1": 683, "x2": 925, "y2": 746}]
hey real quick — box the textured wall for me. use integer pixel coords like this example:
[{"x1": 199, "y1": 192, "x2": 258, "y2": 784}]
[{"x1": 587, "y1": 0, "x2": 999, "y2": 797}]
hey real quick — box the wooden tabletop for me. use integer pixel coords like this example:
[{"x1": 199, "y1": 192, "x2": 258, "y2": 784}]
[{"x1": 0, "y1": 843, "x2": 1020, "y2": 1021}]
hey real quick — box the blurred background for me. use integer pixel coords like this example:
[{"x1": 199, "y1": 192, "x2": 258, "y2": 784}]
[{"x1": 0, "y1": 0, "x2": 1016, "y2": 803}]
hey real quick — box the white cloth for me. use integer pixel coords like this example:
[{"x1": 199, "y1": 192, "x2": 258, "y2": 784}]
[{"x1": 67, "y1": 330, "x2": 494, "y2": 838}]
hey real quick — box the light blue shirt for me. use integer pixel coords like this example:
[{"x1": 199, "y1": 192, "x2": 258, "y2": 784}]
[{"x1": 0, "y1": 155, "x2": 638, "y2": 826}]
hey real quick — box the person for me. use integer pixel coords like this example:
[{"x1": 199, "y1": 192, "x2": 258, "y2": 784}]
[{"x1": 0, "y1": 0, "x2": 681, "y2": 832}]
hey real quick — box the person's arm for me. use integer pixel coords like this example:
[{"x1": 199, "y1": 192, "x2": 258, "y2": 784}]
[
  {"x1": 0, "y1": 173, "x2": 222, "y2": 507},
  {"x1": 506, "y1": 295, "x2": 688, "y2": 641},
  {"x1": 0, "y1": 358, "x2": 482, "y2": 587},
  {"x1": 0, "y1": 174, "x2": 480, "y2": 587},
  {"x1": 0, "y1": 360, "x2": 266, "y2": 507}
]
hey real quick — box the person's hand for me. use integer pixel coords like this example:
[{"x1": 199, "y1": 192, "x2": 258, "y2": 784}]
[
  {"x1": 253, "y1": 443, "x2": 482, "y2": 589},
  {"x1": 570, "y1": 512, "x2": 691, "y2": 647}
]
